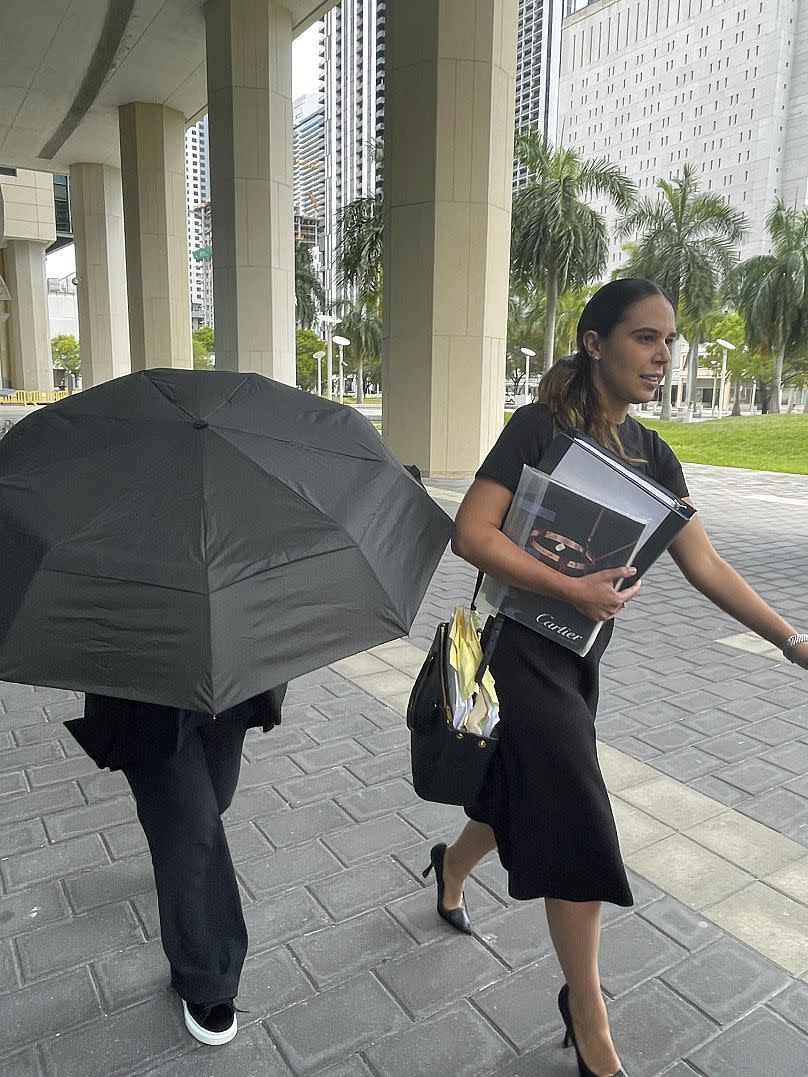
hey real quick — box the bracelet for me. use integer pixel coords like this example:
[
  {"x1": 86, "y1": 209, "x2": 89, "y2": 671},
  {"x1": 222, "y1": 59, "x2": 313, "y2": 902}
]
[{"x1": 783, "y1": 633, "x2": 808, "y2": 653}]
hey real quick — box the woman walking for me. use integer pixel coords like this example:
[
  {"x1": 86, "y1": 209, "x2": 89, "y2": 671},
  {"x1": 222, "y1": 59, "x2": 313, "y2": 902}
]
[{"x1": 426, "y1": 278, "x2": 808, "y2": 1077}]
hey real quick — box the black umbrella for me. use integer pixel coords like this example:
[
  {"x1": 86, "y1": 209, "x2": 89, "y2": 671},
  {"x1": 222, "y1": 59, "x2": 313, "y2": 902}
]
[{"x1": 0, "y1": 369, "x2": 451, "y2": 713}]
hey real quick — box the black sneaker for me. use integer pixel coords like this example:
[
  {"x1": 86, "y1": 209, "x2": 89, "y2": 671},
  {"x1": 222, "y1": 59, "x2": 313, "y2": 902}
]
[{"x1": 182, "y1": 999, "x2": 237, "y2": 1045}]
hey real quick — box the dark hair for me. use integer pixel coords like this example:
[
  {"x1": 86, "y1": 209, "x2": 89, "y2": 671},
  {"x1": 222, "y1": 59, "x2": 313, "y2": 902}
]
[{"x1": 536, "y1": 278, "x2": 674, "y2": 458}]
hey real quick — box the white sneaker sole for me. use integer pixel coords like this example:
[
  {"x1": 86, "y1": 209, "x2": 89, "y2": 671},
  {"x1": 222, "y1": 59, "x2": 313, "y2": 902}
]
[{"x1": 182, "y1": 999, "x2": 238, "y2": 1046}]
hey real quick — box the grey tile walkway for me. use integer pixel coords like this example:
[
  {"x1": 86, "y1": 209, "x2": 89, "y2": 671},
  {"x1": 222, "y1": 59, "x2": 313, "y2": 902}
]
[{"x1": 0, "y1": 461, "x2": 807, "y2": 1076}]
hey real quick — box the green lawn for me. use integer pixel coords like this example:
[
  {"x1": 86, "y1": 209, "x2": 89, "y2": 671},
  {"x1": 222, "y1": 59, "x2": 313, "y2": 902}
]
[{"x1": 639, "y1": 414, "x2": 808, "y2": 475}]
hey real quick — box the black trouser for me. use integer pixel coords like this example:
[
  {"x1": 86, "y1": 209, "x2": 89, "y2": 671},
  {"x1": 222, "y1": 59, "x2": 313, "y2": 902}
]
[{"x1": 121, "y1": 719, "x2": 249, "y2": 1005}]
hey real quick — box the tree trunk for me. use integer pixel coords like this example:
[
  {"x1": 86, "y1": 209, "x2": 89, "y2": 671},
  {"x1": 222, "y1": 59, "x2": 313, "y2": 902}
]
[
  {"x1": 732, "y1": 377, "x2": 742, "y2": 416},
  {"x1": 682, "y1": 336, "x2": 700, "y2": 419},
  {"x1": 356, "y1": 356, "x2": 364, "y2": 405},
  {"x1": 661, "y1": 336, "x2": 680, "y2": 421},
  {"x1": 770, "y1": 343, "x2": 786, "y2": 413},
  {"x1": 543, "y1": 271, "x2": 559, "y2": 373}
]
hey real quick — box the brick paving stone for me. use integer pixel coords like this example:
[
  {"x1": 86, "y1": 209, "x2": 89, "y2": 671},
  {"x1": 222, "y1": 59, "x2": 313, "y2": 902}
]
[
  {"x1": 145, "y1": 1025, "x2": 292, "y2": 1077},
  {"x1": 1, "y1": 834, "x2": 108, "y2": 892},
  {"x1": 273, "y1": 766, "x2": 364, "y2": 807},
  {"x1": 0, "y1": 741, "x2": 65, "y2": 771},
  {"x1": 398, "y1": 799, "x2": 465, "y2": 838},
  {"x1": 0, "y1": 966, "x2": 102, "y2": 1056},
  {"x1": 39, "y1": 996, "x2": 188, "y2": 1077},
  {"x1": 347, "y1": 747, "x2": 412, "y2": 785},
  {"x1": 376, "y1": 935, "x2": 507, "y2": 1019},
  {"x1": 768, "y1": 981, "x2": 808, "y2": 1035},
  {"x1": 17, "y1": 900, "x2": 142, "y2": 981},
  {"x1": 606, "y1": 979, "x2": 716, "y2": 1076},
  {"x1": 688, "y1": 1009, "x2": 808, "y2": 1077},
  {"x1": 637, "y1": 896, "x2": 723, "y2": 952},
  {"x1": 1, "y1": 783, "x2": 84, "y2": 826},
  {"x1": 699, "y1": 730, "x2": 770, "y2": 763},
  {"x1": 716, "y1": 757, "x2": 794, "y2": 795},
  {"x1": 474, "y1": 955, "x2": 565, "y2": 1051},
  {"x1": 255, "y1": 803, "x2": 353, "y2": 849},
  {"x1": 386, "y1": 877, "x2": 504, "y2": 944},
  {"x1": 238, "y1": 841, "x2": 342, "y2": 894},
  {"x1": 746, "y1": 716, "x2": 808, "y2": 746},
  {"x1": 0, "y1": 1048, "x2": 39, "y2": 1077},
  {"x1": 44, "y1": 795, "x2": 135, "y2": 843},
  {"x1": 290, "y1": 908, "x2": 415, "y2": 987},
  {"x1": 364, "y1": 1000, "x2": 515, "y2": 1077},
  {"x1": 266, "y1": 973, "x2": 409, "y2": 1074},
  {"x1": 739, "y1": 788, "x2": 808, "y2": 843},
  {"x1": 476, "y1": 902, "x2": 555, "y2": 971},
  {"x1": 0, "y1": 880, "x2": 71, "y2": 942},
  {"x1": 0, "y1": 939, "x2": 18, "y2": 992},
  {"x1": 322, "y1": 815, "x2": 421, "y2": 865},
  {"x1": 0, "y1": 770, "x2": 27, "y2": 796},
  {"x1": 761, "y1": 739, "x2": 808, "y2": 773},
  {"x1": 688, "y1": 774, "x2": 748, "y2": 807},
  {"x1": 598, "y1": 916, "x2": 687, "y2": 997},
  {"x1": 242, "y1": 887, "x2": 330, "y2": 953},
  {"x1": 92, "y1": 941, "x2": 170, "y2": 1011},
  {"x1": 239, "y1": 753, "x2": 303, "y2": 787},
  {"x1": 237, "y1": 945, "x2": 315, "y2": 1016},
  {"x1": 636, "y1": 723, "x2": 706, "y2": 753},
  {"x1": 223, "y1": 783, "x2": 287, "y2": 821},
  {"x1": 309, "y1": 857, "x2": 420, "y2": 921},
  {"x1": 304, "y1": 715, "x2": 379, "y2": 744},
  {"x1": 25, "y1": 753, "x2": 98, "y2": 787},
  {"x1": 661, "y1": 937, "x2": 791, "y2": 1026},
  {"x1": 63, "y1": 852, "x2": 154, "y2": 912},
  {"x1": 291, "y1": 740, "x2": 371, "y2": 775},
  {"x1": 336, "y1": 778, "x2": 419, "y2": 821}
]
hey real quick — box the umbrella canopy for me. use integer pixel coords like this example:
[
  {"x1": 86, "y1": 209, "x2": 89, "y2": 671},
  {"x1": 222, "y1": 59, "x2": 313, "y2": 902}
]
[{"x1": 0, "y1": 369, "x2": 451, "y2": 713}]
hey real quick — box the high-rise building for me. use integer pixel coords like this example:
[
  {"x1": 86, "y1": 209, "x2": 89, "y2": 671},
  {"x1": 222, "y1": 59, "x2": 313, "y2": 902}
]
[
  {"x1": 514, "y1": 0, "x2": 564, "y2": 186},
  {"x1": 322, "y1": 0, "x2": 385, "y2": 301},
  {"x1": 185, "y1": 116, "x2": 211, "y2": 329},
  {"x1": 557, "y1": 0, "x2": 808, "y2": 269},
  {"x1": 294, "y1": 91, "x2": 326, "y2": 221}
]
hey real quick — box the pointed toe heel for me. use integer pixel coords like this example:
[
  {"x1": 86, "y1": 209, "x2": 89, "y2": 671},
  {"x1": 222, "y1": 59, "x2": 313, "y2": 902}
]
[
  {"x1": 423, "y1": 842, "x2": 473, "y2": 935},
  {"x1": 557, "y1": 983, "x2": 628, "y2": 1077}
]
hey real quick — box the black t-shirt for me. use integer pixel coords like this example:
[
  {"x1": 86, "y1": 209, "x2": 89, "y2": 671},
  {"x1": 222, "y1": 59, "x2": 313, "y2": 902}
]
[{"x1": 477, "y1": 403, "x2": 689, "y2": 499}]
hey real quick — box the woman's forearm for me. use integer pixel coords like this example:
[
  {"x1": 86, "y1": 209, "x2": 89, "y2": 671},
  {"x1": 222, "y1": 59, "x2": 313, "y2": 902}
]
[
  {"x1": 452, "y1": 525, "x2": 575, "y2": 603},
  {"x1": 691, "y1": 555, "x2": 796, "y2": 650}
]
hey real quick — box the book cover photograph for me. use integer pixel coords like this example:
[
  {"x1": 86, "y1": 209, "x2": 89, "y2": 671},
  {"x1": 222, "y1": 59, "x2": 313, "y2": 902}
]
[{"x1": 480, "y1": 472, "x2": 648, "y2": 654}]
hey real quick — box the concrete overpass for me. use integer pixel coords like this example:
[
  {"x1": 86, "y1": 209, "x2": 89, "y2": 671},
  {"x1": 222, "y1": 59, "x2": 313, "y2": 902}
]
[{"x1": 0, "y1": 0, "x2": 518, "y2": 475}]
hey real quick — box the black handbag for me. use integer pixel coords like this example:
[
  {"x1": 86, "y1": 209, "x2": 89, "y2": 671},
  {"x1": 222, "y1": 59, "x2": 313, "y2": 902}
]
[{"x1": 406, "y1": 574, "x2": 505, "y2": 806}]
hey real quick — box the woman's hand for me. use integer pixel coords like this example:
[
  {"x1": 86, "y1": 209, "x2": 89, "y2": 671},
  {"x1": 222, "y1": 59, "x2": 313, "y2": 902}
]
[
  {"x1": 785, "y1": 641, "x2": 808, "y2": 670},
  {"x1": 566, "y1": 567, "x2": 641, "y2": 622}
]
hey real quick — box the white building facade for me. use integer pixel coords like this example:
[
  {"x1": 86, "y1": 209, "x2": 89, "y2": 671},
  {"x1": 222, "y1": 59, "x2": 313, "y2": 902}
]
[
  {"x1": 558, "y1": 0, "x2": 808, "y2": 270},
  {"x1": 185, "y1": 115, "x2": 211, "y2": 329},
  {"x1": 514, "y1": 0, "x2": 564, "y2": 185},
  {"x1": 322, "y1": 0, "x2": 385, "y2": 301}
]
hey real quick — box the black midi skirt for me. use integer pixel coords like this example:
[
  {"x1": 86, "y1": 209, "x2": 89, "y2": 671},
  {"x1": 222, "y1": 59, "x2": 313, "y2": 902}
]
[{"x1": 466, "y1": 617, "x2": 633, "y2": 907}]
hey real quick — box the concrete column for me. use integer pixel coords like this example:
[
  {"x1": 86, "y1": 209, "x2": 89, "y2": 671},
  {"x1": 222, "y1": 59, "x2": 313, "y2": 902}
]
[
  {"x1": 205, "y1": 0, "x2": 296, "y2": 383},
  {"x1": 71, "y1": 164, "x2": 131, "y2": 386},
  {"x1": 119, "y1": 103, "x2": 192, "y2": 370},
  {"x1": 382, "y1": 0, "x2": 518, "y2": 477},
  {"x1": 4, "y1": 239, "x2": 52, "y2": 390}
]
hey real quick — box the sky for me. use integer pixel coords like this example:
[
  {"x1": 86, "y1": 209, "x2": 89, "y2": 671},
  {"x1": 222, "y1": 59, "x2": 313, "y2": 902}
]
[{"x1": 46, "y1": 23, "x2": 323, "y2": 280}]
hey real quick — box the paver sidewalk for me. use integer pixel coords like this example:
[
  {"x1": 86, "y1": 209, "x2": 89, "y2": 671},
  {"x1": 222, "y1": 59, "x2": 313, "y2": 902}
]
[{"x1": 1, "y1": 461, "x2": 807, "y2": 1077}]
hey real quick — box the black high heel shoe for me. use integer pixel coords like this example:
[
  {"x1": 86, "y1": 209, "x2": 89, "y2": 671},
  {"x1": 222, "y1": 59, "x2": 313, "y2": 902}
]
[
  {"x1": 422, "y1": 842, "x2": 472, "y2": 934},
  {"x1": 557, "y1": 983, "x2": 628, "y2": 1077}
]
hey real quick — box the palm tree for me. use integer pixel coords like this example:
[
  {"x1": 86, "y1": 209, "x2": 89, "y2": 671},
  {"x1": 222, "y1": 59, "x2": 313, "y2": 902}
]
[
  {"x1": 617, "y1": 164, "x2": 746, "y2": 419},
  {"x1": 294, "y1": 242, "x2": 325, "y2": 330},
  {"x1": 733, "y1": 199, "x2": 808, "y2": 412},
  {"x1": 331, "y1": 296, "x2": 382, "y2": 405},
  {"x1": 506, "y1": 284, "x2": 545, "y2": 394},
  {"x1": 336, "y1": 193, "x2": 384, "y2": 302},
  {"x1": 510, "y1": 132, "x2": 636, "y2": 372},
  {"x1": 554, "y1": 285, "x2": 599, "y2": 357}
]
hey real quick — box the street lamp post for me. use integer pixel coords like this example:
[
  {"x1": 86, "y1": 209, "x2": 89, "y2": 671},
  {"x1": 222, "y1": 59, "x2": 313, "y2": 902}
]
[
  {"x1": 313, "y1": 350, "x2": 326, "y2": 397},
  {"x1": 715, "y1": 337, "x2": 736, "y2": 420},
  {"x1": 319, "y1": 314, "x2": 341, "y2": 400},
  {"x1": 520, "y1": 347, "x2": 536, "y2": 405},
  {"x1": 333, "y1": 335, "x2": 350, "y2": 404}
]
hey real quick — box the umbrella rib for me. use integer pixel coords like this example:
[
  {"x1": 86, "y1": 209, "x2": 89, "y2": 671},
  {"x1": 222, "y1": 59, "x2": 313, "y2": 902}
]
[{"x1": 209, "y1": 425, "x2": 383, "y2": 466}]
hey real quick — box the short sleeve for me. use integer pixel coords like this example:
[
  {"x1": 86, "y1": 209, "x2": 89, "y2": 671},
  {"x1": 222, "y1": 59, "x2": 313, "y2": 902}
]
[
  {"x1": 475, "y1": 404, "x2": 555, "y2": 493},
  {"x1": 651, "y1": 434, "x2": 689, "y2": 499}
]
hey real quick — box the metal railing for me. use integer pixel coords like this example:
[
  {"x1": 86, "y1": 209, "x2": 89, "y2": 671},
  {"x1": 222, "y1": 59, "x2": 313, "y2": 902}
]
[{"x1": 0, "y1": 390, "x2": 69, "y2": 405}]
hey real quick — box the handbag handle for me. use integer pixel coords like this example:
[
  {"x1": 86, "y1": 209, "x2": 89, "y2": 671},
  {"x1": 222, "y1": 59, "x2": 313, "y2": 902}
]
[{"x1": 467, "y1": 569, "x2": 504, "y2": 686}]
